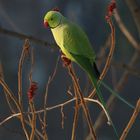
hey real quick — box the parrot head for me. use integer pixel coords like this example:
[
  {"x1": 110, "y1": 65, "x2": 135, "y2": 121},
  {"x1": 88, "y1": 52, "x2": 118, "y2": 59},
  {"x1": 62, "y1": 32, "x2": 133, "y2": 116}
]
[{"x1": 44, "y1": 10, "x2": 62, "y2": 29}]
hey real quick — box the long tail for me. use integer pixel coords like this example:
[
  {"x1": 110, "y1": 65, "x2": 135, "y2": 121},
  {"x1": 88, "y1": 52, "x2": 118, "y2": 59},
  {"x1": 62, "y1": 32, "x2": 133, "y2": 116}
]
[
  {"x1": 89, "y1": 62, "x2": 135, "y2": 138},
  {"x1": 100, "y1": 81, "x2": 134, "y2": 109},
  {"x1": 92, "y1": 63, "x2": 134, "y2": 109},
  {"x1": 88, "y1": 67, "x2": 119, "y2": 138}
]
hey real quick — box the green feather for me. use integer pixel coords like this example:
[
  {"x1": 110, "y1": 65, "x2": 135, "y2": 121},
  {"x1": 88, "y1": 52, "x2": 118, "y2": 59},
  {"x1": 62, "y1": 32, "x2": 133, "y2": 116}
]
[{"x1": 63, "y1": 21, "x2": 95, "y2": 59}]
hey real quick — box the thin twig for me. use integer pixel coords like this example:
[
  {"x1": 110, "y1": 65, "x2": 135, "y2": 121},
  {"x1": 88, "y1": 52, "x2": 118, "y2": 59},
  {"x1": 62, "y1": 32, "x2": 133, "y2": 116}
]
[
  {"x1": 71, "y1": 81, "x2": 80, "y2": 140},
  {"x1": 29, "y1": 47, "x2": 34, "y2": 83},
  {"x1": 0, "y1": 78, "x2": 30, "y2": 140},
  {"x1": 60, "y1": 105, "x2": 65, "y2": 129},
  {"x1": 86, "y1": 98, "x2": 110, "y2": 122},
  {"x1": 18, "y1": 39, "x2": 30, "y2": 104},
  {"x1": 0, "y1": 98, "x2": 109, "y2": 129},
  {"x1": 0, "y1": 63, "x2": 16, "y2": 113},
  {"x1": 29, "y1": 101, "x2": 36, "y2": 140},
  {"x1": 68, "y1": 65, "x2": 97, "y2": 140},
  {"x1": 120, "y1": 99, "x2": 140, "y2": 140},
  {"x1": 0, "y1": 79, "x2": 20, "y2": 112},
  {"x1": 25, "y1": 119, "x2": 44, "y2": 139},
  {"x1": 99, "y1": 20, "x2": 115, "y2": 81},
  {"x1": 71, "y1": 104, "x2": 79, "y2": 140},
  {"x1": 125, "y1": 0, "x2": 140, "y2": 34},
  {"x1": 17, "y1": 39, "x2": 31, "y2": 140},
  {"x1": 114, "y1": 9, "x2": 140, "y2": 51},
  {"x1": 42, "y1": 77, "x2": 50, "y2": 140},
  {"x1": 89, "y1": 19, "x2": 115, "y2": 98},
  {"x1": 42, "y1": 56, "x2": 59, "y2": 139},
  {"x1": 0, "y1": 26, "x2": 56, "y2": 48},
  {"x1": 28, "y1": 46, "x2": 38, "y2": 140}
]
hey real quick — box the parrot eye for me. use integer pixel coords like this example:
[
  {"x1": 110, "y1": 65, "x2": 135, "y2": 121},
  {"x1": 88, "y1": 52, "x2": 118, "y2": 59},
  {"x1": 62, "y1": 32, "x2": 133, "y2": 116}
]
[{"x1": 50, "y1": 18, "x2": 53, "y2": 21}]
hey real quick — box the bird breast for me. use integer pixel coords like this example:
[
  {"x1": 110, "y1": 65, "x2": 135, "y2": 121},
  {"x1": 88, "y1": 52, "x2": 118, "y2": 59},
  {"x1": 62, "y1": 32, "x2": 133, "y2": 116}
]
[
  {"x1": 51, "y1": 27, "x2": 63, "y2": 47},
  {"x1": 51, "y1": 26, "x2": 75, "y2": 61}
]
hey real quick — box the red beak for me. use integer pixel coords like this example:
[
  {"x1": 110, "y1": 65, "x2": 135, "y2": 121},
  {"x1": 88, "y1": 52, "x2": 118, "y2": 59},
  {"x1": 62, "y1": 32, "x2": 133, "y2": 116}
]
[{"x1": 44, "y1": 20, "x2": 49, "y2": 28}]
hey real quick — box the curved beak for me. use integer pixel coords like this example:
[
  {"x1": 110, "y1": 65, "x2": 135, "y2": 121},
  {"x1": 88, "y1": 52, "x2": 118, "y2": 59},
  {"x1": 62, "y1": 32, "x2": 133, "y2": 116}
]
[{"x1": 44, "y1": 20, "x2": 49, "y2": 28}]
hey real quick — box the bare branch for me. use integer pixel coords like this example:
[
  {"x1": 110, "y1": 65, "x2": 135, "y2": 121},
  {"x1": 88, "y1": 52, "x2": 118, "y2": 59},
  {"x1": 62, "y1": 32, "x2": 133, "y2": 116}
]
[
  {"x1": 61, "y1": 105, "x2": 65, "y2": 129},
  {"x1": 89, "y1": 18, "x2": 116, "y2": 98},
  {"x1": 114, "y1": 10, "x2": 140, "y2": 51},
  {"x1": 125, "y1": 0, "x2": 140, "y2": 34},
  {"x1": 18, "y1": 39, "x2": 30, "y2": 104},
  {"x1": 68, "y1": 65, "x2": 97, "y2": 140},
  {"x1": 0, "y1": 26, "x2": 56, "y2": 48},
  {"x1": 0, "y1": 98, "x2": 110, "y2": 130},
  {"x1": 120, "y1": 99, "x2": 140, "y2": 140}
]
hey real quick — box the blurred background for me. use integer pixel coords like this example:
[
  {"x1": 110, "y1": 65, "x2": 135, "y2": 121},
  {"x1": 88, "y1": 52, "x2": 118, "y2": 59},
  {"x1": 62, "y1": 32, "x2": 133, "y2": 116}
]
[{"x1": 0, "y1": 0, "x2": 140, "y2": 139}]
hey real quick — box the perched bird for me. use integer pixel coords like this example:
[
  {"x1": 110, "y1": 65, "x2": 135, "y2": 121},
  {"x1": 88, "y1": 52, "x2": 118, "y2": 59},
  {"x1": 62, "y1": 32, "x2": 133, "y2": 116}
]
[
  {"x1": 44, "y1": 9, "x2": 100, "y2": 84},
  {"x1": 43, "y1": 9, "x2": 134, "y2": 137}
]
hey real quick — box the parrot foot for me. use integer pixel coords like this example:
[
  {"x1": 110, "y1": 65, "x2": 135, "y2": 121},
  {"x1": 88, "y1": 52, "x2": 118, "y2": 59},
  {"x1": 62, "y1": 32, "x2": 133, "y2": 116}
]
[{"x1": 61, "y1": 54, "x2": 71, "y2": 67}]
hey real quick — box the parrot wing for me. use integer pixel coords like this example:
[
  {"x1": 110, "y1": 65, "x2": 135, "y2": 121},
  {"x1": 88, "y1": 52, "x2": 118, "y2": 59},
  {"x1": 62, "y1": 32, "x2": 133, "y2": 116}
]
[{"x1": 62, "y1": 22, "x2": 96, "y2": 61}]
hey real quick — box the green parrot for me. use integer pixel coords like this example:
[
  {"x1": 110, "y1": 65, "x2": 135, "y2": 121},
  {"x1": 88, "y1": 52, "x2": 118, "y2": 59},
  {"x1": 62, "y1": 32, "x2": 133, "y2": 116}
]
[
  {"x1": 44, "y1": 9, "x2": 106, "y2": 107},
  {"x1": 44, "y1": 9, "x2": 134, "y2": 137},
  {"x1": 44, "y1": 10, "x2": 101, "y2": 88}
]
